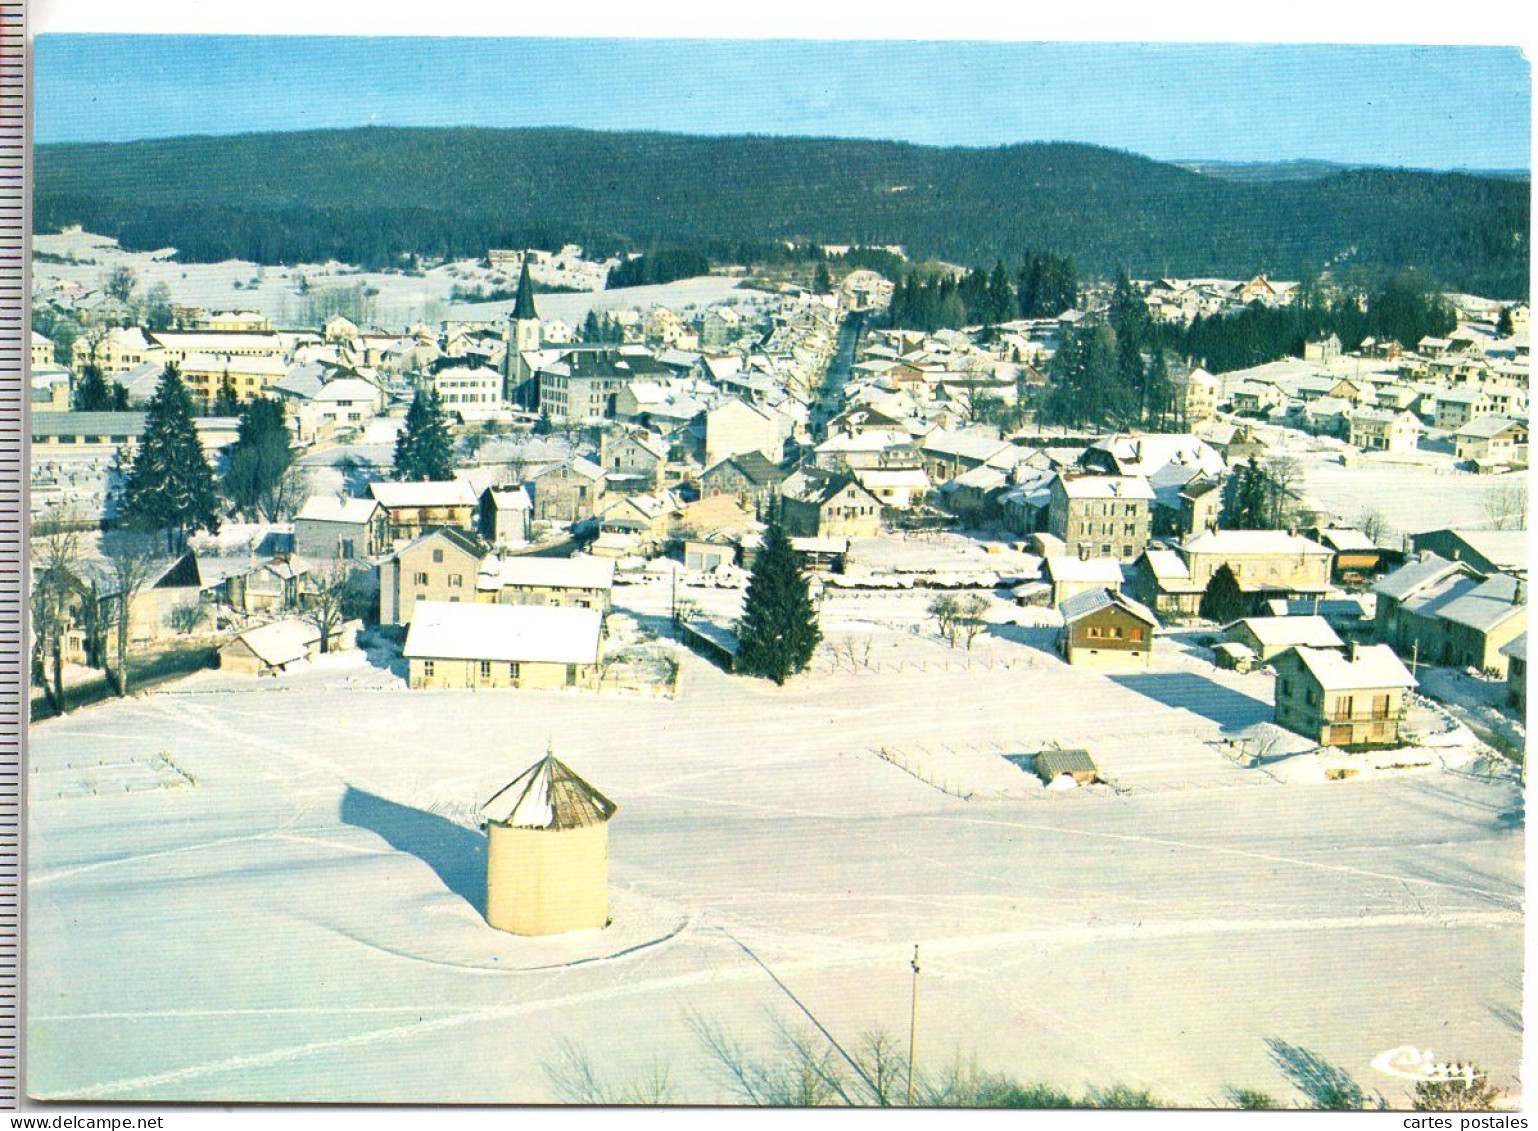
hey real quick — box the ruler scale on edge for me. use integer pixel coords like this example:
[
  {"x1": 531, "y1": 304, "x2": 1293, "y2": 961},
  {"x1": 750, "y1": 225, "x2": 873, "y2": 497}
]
[{"x1": 0, "y1": 0, "x2": 23, "y2": 1111}]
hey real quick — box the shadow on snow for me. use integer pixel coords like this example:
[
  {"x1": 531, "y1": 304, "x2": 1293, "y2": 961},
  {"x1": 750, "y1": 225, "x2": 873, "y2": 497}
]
[
  {"x1": 340, "y1": 786, "x2": 486, "y2": 911},
  {"x1": 1108, "y1": 671, "x2": 1272, "y2": 730}
]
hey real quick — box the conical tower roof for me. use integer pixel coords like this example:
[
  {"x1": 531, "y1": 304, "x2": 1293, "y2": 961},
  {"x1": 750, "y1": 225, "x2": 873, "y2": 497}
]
[
  {"x1": 511, "y1": 256, "x2": 539, "y2": 321},
  {"x1": 480, "y1": 752, "x2": 615, "y2": 830}
]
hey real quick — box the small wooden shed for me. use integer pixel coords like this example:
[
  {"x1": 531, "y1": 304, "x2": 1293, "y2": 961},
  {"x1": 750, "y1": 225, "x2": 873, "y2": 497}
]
[
  {"x1": 479, "y1": 753, "x2": 617, "y2": 936},
  {"x1": 1032, "y1": 748, "x2": 1099, "y2": 786}
]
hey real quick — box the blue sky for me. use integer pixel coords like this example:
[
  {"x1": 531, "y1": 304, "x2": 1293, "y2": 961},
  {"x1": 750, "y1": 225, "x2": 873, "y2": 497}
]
[{"x1": 35, "y1": 36, "x2": 1531, "y2": 169}]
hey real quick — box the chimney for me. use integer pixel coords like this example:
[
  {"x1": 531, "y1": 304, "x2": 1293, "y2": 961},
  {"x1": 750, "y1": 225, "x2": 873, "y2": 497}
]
[
  {"x1": 1347, "y1": 641, "x2": 1360, "y2": 663},
  {"x1": 1514, "y1": 579, "x2": 1525, "y2": 606}
]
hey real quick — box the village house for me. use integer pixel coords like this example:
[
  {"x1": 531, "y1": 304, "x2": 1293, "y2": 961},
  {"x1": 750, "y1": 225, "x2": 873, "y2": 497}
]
[
  {"x1": 1348, "y1": 407, "x2": 1422, "y2": 453},
  {"x1": 1047, "y1": 475, "x2": 1154, "y2": 563},
  {"x1": 70, "y1": 326, "x2": 159, "y2": 374},
  {"x1": 428, "y1": 362, "x2": 505, "y2": 423},
  {"x1": 370, "y1": 480, "x2": 479, "y2": 543},
  {"x1": 218, "y1": 618, "x2": 358, "y2": 676},
  {"x1": 1042, "y1": 554, "x2": 1124, "y2": 606},
  {"x1": 1432, "y1": 388, "x2": 1494, "y2": 431},
  {"x1": 294, "y1": 496, "x2": 389, "y2": 562},
  {"x1": 918, "y1": 428, "x2": 1014, "y2": 483},
  {"x1": 698, "y1": 451, "x2": 791, "y2": 512},
  {"x1": 1315, "y1": 527, "x2": 1384, "y2": 582},
  {"x1": 1453, "y1": 416, "x2": 1529, "y2": 467},
  {"x1": 1273, "y1": 643, "x2": 1417, "y2": 747},
  {"x1": 702, "y1": 397, "x2": 790, "y2": 467},
  {"x1": 529, "y1": 458, "x2": 608, "y2": 524},
  {"x1": 402, "y1": 601, "x2": 603, "y2": 691},
  {"x1": 1179, "y1": 529, "x2": 1334, "y2": 602},
  {"x1": 600, "y1": 429, "x2": 671, "y2": 482},
  {"x1": 378, "y1": 527, "x2": 487, "y2": 625},
  {"x1": 538, "y1": 349, "x2": 674, "y2": 424},
  {"x1": 1057, "y1": 587, "x2": 1158, "y2": 669},
  {"x1": 1373, "y1": 553, "x2": 1526, "y2": 677},
  {"x1": 1174, "y1": 366, "x2": 1221, "y2": 423},
  {"x1": 851, "y1": 466, "x2": 932, "y2": 510},
  {"x1": 1175, "y1": 478, "x2": 1223, "y2": 538},
  {"x1": 222, "y1": 554, "x2": 312, "y2": 615},
  {"x1": 478, "y1": 486, "x2": 533, "y2": 548},
  {"x1": 475, "y1": 553, "x2": 615, "y2": 611},
  {"x1": 1411, "y1": 529, "x2": 1527, "y2": 579},
  {"x1": 779, "y1": 469, "x2": 883, "y2": 539},
  {"x1": 1223, "y1": 615, "x2": 1344, "y2": 663}
]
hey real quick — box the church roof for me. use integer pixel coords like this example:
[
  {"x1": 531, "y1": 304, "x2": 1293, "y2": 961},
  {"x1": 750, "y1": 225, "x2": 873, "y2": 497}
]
[
  {"x1": 480, "y1": 753, "x2": 616, "y2": 830},
  {"x1": 512, "y1": 258, "x2": 539, "y2": 322}
]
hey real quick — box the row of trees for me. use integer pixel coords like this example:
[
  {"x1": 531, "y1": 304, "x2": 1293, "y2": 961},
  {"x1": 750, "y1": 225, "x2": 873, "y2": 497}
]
[
  {"x1": 1157, "y1": 270, "x2": 1457, "y2": 374},
  {"x1": 886, "y1": 252, "x2": 1083, "y2": 333}
]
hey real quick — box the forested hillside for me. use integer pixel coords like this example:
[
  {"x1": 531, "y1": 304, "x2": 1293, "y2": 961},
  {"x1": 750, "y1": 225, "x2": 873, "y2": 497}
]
[{"x1": 34, "y1": 127, "x2": 1531, "y2": 297}]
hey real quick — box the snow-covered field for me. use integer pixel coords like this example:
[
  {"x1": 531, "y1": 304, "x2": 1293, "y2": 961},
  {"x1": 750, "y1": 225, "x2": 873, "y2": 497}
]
[
  {"x1": 33, "y1": 230, "x2": 766, "y2": 330},
  {"x1": 28, "y1": 585, "x2": 1524, "y2": 1105}
]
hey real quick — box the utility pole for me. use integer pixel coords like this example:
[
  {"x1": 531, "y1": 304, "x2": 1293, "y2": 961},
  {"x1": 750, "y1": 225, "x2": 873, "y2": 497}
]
[
  {"x1": 1411, "y1": 638, "x2": 1420, "y2": 678},
  {"x1": 906, "y1": 945, "x2": 921, "y2": 1106}
]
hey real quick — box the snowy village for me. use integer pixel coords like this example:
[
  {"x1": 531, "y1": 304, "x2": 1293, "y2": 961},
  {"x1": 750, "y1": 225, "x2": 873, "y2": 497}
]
[{"x1": 21, "y1": 35, "x2": 1531, "y2": 1116}]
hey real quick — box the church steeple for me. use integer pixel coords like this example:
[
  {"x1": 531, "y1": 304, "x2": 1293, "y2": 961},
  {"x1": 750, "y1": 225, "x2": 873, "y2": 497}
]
[{"x1": 512, "y1": 255, "x2": 539, "y2": 321}]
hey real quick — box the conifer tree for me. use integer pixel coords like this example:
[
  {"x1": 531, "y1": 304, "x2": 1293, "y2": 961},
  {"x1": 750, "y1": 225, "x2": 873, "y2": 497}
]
[
  {"x1": 735, "y1": 522, "x2": 822, "y2": 686},
  {"x1": 121, "y1": 363, "x2": 221, "y2": 550},
  {"x1": 1199, "y1": 564, "x2": 1249, "y2": 624},
  {"x1": 212, "y1": 374, "x2": 241, "y2": 416},
  {"x1": 813, "y1": 262, "x2": 832, "y2": 294},
  {"x1": 393, "y1": 388, "x2": 456, "y2": 481},
  {"x1": 72, "y1": 364, "x2": 119, "y2": 412},
  {"x1": 1496, "y1": 306, "x2": 1515, "y2": 337},
  {"x1": 1223, "y1": 458, "x2": 1270, "y2": 530},
  {"x1": 224, "y1": 397, "x2": 296, "y2": 520}
]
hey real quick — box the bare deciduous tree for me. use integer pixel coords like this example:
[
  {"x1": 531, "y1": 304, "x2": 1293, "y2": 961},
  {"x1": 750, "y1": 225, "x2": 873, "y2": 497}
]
[
  {"x1": 1481, "y1": 482, "x2": 1527, "y2": 532},
  {"x1": 958, "y1": 594, "x2": 990, "y2": 651},
  {"x1": 928, "y1": 593, "x2": 962, "y2": 648},
  {"x1": 101, "y1": 528, "x2": 163, "y2": 698},
  {"x1": 303, "y1": 560, "x2": 353, "y2": 654},
  {"x1": 1356, "y1": 509, "x2": 1388, "y2": 545},
  {"x1": 30, "y1": 516, "x2": 84, "y2": 714}
]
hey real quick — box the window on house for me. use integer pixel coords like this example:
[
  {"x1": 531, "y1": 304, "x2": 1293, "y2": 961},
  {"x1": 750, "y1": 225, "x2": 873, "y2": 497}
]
[
  {"x1": 1128, "y1": 627, "x2": 1143, "y2": 642},
  {"x1": 432, "y1": 549, "x2": 444, "y2": 563},
  {"x1": 423, "y1": 660, "x2": 435, "y2": 677},
  {"x1": 509, "y1": 662, "x2": 521, "y2": 679},
  {"x1": 480, "y1": 660, "x2": 492, "y2": 679},
  {"x1": 413, "y1": 572, "x2": 429, "y2": 585},
  {"x1": 449, "y1": 574, "x2": 463, "y2": 588}
]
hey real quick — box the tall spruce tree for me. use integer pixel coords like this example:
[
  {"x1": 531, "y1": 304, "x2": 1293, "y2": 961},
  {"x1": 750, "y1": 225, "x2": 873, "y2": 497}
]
[
  {"x1": 121, "y1": 363, "x2": 221, "y2": 550},
  {"x1": 393, "y1": 388, "x2": 456, "y2": 481},
  {"x1": 1199, "y1": 564, "x2": 1249, "y2": 624},
  {"x1": 72, "y1": 364, "x2": 119, "y2": 411},
  {"x1": 735, "y1": 522, "x2": 822, "y2": 686},
  {"x1": 224, "y1": 397, "x2": 295, "y2": 520},
  {"x1": 1223, "y1": 457, "x2": 1270, "y2": 530}
]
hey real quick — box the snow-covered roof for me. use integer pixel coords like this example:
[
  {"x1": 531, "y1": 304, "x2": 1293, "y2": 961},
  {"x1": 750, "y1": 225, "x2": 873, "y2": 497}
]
[
  {"x1": 477, "y1": 553, "x2": 616, "y2": 592},
  {"x1": 296, "y1": 495, "x2": 381, "y2": 524},
  {"x1": 403, "y1": 601, "x2": 602, "y2": 665},
  {"x1": 1227, "y1": 615, "x2": 1343, "y2": 649},
  {"x1": 1182, "y1": 530, "x2": 1332, "y2": 557},
  {"x1": 231, "y1": 618, "x2": 321, "y2": 667},
  {"x1": 370, "y1": 480, "x2": 478, "y2": 509},
  {"x1": 1045, "y1": 556, "x2": 1124, "y2": 585},
  {"x1": 1059, "y1": 586, "x2": 1158, "y2": 626},
  {"x1": 1375, "y1": 553, "x2": 1471, "y2": 601},
  {"x1": 480, "y1": 753, "x2": 616, "y2": 830},
  {"x1": 1287, "y1": 644, "x2": 1416, "y2": 691},
  {"x1": 1055, "y1": 474, "x2": 1155, "y2": 501},
  {"x1": 1317, "y1": 528, "x2": 1377, "y2": 553}
]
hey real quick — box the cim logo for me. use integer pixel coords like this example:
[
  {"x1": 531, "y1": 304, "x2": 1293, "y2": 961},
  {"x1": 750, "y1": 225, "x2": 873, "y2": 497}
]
[{"x1": 1371, "y1": 1046, "x2": 1485, "y2": 1085}]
